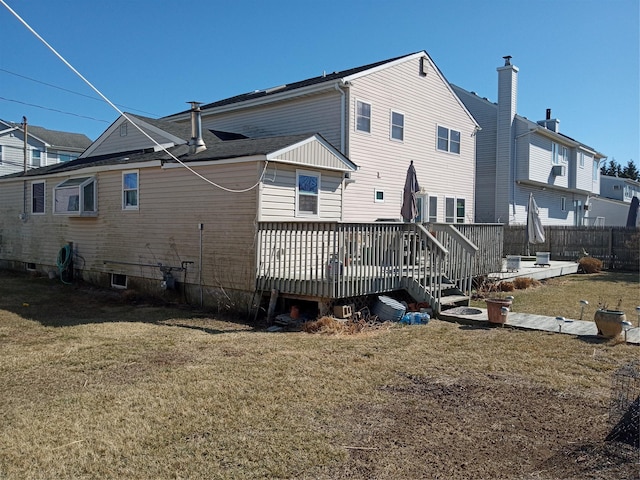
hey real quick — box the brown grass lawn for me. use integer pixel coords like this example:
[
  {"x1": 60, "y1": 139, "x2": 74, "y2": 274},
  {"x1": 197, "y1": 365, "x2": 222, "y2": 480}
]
[{"x1": 0, "y1": 270, "x2": 638, "y2": 479}]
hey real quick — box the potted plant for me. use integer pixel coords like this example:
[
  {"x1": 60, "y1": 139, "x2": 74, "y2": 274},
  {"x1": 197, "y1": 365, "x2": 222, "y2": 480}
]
[{"x1": 594, "y1": 299, "x2": 626, "y2": 338}]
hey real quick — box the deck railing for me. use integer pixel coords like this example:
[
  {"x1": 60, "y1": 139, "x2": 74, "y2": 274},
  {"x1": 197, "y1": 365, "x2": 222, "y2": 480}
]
[
  {"x1": 256, "y1": 221, "x2": 451, "y2": 311},
  {"x1": 425, "y1": 223, "x2": 478, "y2": 297}
]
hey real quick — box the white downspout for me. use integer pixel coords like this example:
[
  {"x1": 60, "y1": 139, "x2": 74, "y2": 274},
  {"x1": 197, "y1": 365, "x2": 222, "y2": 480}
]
[{"x1": 334, "y1": 81, "x2": 348, "y2": 155}]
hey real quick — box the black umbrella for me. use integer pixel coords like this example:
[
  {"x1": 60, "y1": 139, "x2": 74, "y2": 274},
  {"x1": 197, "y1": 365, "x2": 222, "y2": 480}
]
[
  {"x1": 401, "y1": 161, "x2": 420, "y2": 222},
  {"x1": 626, "y1": 196, "x2": 639, "y2": 227}
]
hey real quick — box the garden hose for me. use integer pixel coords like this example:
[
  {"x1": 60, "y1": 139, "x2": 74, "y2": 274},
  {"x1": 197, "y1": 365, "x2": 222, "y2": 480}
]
[{"x1": 56, "y1": 245, "x2": 72, "y2": 285}]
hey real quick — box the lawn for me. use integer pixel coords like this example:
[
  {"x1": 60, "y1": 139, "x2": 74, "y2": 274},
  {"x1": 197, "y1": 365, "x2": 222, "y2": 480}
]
[{"x1": 0, "y1": 269, "x2": 638, "y2": 479}]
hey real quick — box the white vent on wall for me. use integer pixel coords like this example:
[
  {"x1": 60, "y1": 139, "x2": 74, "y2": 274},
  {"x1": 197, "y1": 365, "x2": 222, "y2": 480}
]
[{"x1": 551, "y1": 165, "x2": 566, "y2": 177}]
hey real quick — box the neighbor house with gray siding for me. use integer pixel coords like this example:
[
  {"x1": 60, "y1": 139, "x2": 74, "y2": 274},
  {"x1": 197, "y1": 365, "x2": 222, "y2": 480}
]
[
  {"x1": 451, "y1": 57, "x2": 606, "y2": 226},
  {"x1": 164, "y1": 51, "x2": 479, "y2": 225},
  {"x1": 0, "y1": 119, "x2": 92, "y2": 177}
]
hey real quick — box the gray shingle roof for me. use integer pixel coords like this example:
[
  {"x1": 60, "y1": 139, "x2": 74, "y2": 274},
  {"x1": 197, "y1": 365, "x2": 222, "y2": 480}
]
[
  {"x1": 165, "y1": 52, "x2": 419, "y2": 117},
  {"x1": 24, "y1": 125, "x2": 92, "y2": 150}
]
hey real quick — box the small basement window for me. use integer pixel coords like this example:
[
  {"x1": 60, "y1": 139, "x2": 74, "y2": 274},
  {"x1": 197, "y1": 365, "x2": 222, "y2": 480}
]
[
  {"x1": 54, "y1": 177, "x2": 97, "y2": 216},
  {"x1": 111, "y1": 273, "x2": 127, "y2": 289},
  {"x1": 26, "y1": 262, "x2": 37, "y2": 271}
]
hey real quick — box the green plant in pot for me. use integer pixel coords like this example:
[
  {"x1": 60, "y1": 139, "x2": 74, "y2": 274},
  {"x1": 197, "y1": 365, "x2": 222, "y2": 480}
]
[{"x1": 594, "y1": 299, "x2": 626, "y2": 338}]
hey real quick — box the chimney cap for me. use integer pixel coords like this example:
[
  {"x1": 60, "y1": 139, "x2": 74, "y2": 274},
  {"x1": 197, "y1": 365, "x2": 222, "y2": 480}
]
[{"x1": 503, "y1": 55, "x2": 512, "y2": 66}]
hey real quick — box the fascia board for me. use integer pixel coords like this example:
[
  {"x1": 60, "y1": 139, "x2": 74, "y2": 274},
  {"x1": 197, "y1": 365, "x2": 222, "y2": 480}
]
[{"x1": 0, "y1": 160, "x2": 163, "y2": 183}]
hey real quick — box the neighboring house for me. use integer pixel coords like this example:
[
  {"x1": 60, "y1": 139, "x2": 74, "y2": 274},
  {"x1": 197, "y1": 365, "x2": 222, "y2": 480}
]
[
  {"x1": 451, "y1": 57, "x2": 606, "y2": 226},
  {"x1": 163, "y1": 51, "x2": 479, "y2": 224},
  {"x1": 0, "y1": 119, "x2": 92, "y2": 176},
  {"x1": 588, "y1": 175, "x2": 640, "y2": 226}
]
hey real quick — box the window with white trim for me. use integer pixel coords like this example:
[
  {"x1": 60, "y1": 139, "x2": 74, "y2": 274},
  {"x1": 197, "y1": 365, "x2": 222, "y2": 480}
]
[
  {"x1": 552, "y1": 142, "x2": 568, "y2": 165},
  {"x1": 58, "y1": 152, "x2": 78, "y2": 163},
  {"x1": 592, "y1": 159, "x2": 599, "y2": 182},
  {"x1": 31, "y1": 149, "x2": 42, "y2": 167},
  {"x1": 374, "y1": 189, "x2": 385, "y2": 203},
  {"x1": 437, "y1": 126, "x2": 460, "y2": 154},
  {"x1": 579, "y1": 152, "x2": 585, "y2": 168},
  {"x1": 390, "y1": 111, "x2": 404, "y2": 141},
  {"x1": 296, "y1": 170, "x2": 319, "y2": 216},
  {"x1": 122, "y1": 171, "x2": 139, "y2": 210},
  {"x1": 54, "y1": 177, "x2": 97, "y2": 215},
  {"x1": 428, "y1": 196, "x2": 438, "y2": 222},
  {"x1": 356, "y1": 100, "x2": 371, "y2": 133},
  {"x1": 31, "y1": 181, "x2": 45, "y2": 214},
  {"x1": 445, "y1": 197, "x2": 466, "y2": 223}
]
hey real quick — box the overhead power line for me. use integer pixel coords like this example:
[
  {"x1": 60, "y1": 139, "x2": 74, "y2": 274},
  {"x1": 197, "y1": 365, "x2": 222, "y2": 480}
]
[
  {"x1": 0, "y1": 67, "x2": 160, "y2": 117},
  {"x1": 0, "y1": 96, "x2": 110, "y2": 123}
]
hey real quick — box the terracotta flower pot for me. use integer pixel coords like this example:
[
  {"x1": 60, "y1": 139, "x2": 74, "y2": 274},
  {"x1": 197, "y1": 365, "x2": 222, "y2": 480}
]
[
  {"x1": 594, "y1": 309, "x2": 626, "y2": 338},
  {"x1": 485, "y1": 298, "x2": 512, "y2": 324}
]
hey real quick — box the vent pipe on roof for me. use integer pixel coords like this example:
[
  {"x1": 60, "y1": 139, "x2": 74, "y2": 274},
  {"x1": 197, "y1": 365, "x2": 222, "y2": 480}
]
[
  {"x1": 546, "y1": 108, "x2": 551, "y2": 120},
  {"x1": 187, "y1": 102, "x2": 206, "y2": 154}
]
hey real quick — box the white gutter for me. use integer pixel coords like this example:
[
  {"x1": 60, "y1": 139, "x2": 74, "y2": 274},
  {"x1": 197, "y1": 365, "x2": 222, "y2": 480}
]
[{"x1": 334, "y1": 82, "x2": 347, "y2": 154}]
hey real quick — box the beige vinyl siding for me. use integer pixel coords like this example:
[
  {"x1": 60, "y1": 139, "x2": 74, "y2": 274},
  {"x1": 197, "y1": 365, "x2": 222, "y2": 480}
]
[
  {"x1": 0, "y1": 162, "x2": 261, "y2": 293},
  {"x1": 260, "y1": 165, "x2": 343, "y2": 221},
  {"x1": 344, "y1": 57, "x2": 477, "y2": 222},
  {"x1": 87, "y1": 123, "x2": 178, "y2": 158},
  {"x1": 275, "y1": 138, "x2": 347, "y2": 170},
  {"x1": 198, "y1": 91, "x2": 343, "y2": 150}
]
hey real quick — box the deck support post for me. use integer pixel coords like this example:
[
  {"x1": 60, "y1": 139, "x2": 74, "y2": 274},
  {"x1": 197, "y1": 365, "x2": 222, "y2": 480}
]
[{"x1": 267, "y1": 289, "x2": 279, "y2": 325}]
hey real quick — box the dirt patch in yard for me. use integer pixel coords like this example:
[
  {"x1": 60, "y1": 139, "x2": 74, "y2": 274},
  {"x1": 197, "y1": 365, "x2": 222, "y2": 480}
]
[{"x1": 328, "y1": 372, "x2": 638, "y2": 479}]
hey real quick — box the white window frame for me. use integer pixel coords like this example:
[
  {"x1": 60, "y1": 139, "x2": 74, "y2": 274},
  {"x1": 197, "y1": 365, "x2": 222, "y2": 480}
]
[
  {"x1": 445, "y1": 196, "x2": 466, "y2": 223},
  {"x1": 31, "y1": 180, "x2": 46, "y2": 215},
  {"x1": 122, "y1": 170, "x2": 139, "y2": 210},
  {"x1": 374, "y1": 189, "x2": 385, "y2": 203},
  {"x1": 390, "y1": 110, "x2": 404, "y2": 142},
  {"x1": 592, "y1": 159, "x2": 599, "y2": 182},
  {"x1": 30, "y1": 148, "x2": 42, "y2": 167},
  {"x1": 579, "y1": 152, "x2": 585, "y2": 169},
  {"x1": 437, "y1": 125, "x2": 461, "y2": 154},
  {"x1": 295, "y1": 169, "x2": 320, "y2": 217},
  {"x1": 355, "y1": 99, "x2": 371, "y2": 134},
  {"x1": 552, "y1": 142, "x2": 568, "y2": 165},
  {"x1": 54, "y1": 177, "x2": 97, "y2": 216},
  {"x1": 111, "y1": 273, "x2": 128, "y2": 289},
  {"x1": 58, "y1": 152, "x2": 77, "y2": 163},
  {"x1": 428, "y1": 195, "x2": 438, "y2": 223}
]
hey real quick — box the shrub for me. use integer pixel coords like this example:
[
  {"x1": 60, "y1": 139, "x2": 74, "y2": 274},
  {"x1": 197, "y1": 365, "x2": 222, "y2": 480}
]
[
  {"x1": 579, "y1": 256, "x2": 602, "y2": 274},
  {"x1": 499, "y1": 281, "x2": 515, "y2": 292},
  {"x1": 513, "y1": 277, "x2": 541, "y2": 290}
]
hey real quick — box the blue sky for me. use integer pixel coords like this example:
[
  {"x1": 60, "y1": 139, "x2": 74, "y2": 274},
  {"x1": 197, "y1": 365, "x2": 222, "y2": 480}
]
[{"x1": 1, "y1": 0, "x2": 638, "y2": 168}]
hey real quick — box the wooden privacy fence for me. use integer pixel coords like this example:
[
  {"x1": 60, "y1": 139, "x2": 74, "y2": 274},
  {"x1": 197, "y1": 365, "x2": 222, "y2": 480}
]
[{"x1": 503, "y1": 226, "x2": 640, "y2": 271}]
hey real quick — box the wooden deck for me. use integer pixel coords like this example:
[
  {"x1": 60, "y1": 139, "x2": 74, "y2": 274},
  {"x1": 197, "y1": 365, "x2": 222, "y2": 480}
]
[{"x1": 255, "y1": 221, "x2": 498, "y2": 313}]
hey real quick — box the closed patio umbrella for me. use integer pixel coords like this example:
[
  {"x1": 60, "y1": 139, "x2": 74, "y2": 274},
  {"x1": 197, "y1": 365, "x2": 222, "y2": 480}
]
[
  {"x1": 626, "y1": 196, "x2": 639, "y2": 227},
  {"x1": 401, "y1": 161, "x2": 420, "y2": 222},
  {"x1": 526, "y1": 193, "x2": 545, "y2": 255}
]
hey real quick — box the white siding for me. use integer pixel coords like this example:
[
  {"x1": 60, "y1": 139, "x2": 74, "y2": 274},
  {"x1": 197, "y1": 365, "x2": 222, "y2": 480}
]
[
  {"x1": 344, "y1": 57, "x2": 477, "y2": 222},
  {"x1": 86, "y1": 121, "x2": 179, "y2": 158},
  {"x1": 199, "y1": 91, "x2": 343, "y2": 149},
  {"x1": 451, "y1": 87, "x2": 498, "y2": 223},
  {"x1": 260, "y1": 165, "x2": 343, "y2": 221}
]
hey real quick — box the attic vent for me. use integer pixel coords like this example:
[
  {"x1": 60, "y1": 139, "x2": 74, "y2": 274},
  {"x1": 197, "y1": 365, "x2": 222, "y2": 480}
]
[{"x1": 420, "y1": 57, "x2": 428, "y2": 76}]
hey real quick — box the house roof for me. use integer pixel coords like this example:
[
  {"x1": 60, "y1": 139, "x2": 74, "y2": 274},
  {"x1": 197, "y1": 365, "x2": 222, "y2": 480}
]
[
  {"x1": 450, "y1": 84, "x2": 605, "y2": 158},
  {"x1": 0, "y1": 129, "x2": 357, "y2": 180},
  {"x1": 0, "y1": 119, "x2": 92, "y2": 150},
  {"x1": 165, "y1": 53, "x2": 417, "y2": 117}
]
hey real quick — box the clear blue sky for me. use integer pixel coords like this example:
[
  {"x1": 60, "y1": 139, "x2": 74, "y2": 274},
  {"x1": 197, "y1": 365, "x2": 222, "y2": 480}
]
[{"x1": 1, "y1": 0, "x2": 638, "y2": 168}]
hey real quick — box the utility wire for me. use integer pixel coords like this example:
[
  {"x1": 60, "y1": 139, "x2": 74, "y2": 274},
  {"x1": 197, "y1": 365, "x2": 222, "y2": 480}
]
[
  {"x1": 0, "y1": 0, "x2": 267, "y2": 193},
  {"x1": 0, "y1": 96, "x2": 110, "y2": 123},
  {"x1": 0, "y1": 67, "x2": 160, "y2": 117}
]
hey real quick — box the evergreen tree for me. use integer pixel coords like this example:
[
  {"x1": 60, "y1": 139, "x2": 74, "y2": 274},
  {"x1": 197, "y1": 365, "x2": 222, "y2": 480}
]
[
  {"x1": 601, "y1": 158, "x2": 621, "y2": 176},
  {"x1": 621, "y1": 160, "x2": 639, "y2": 181}
]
